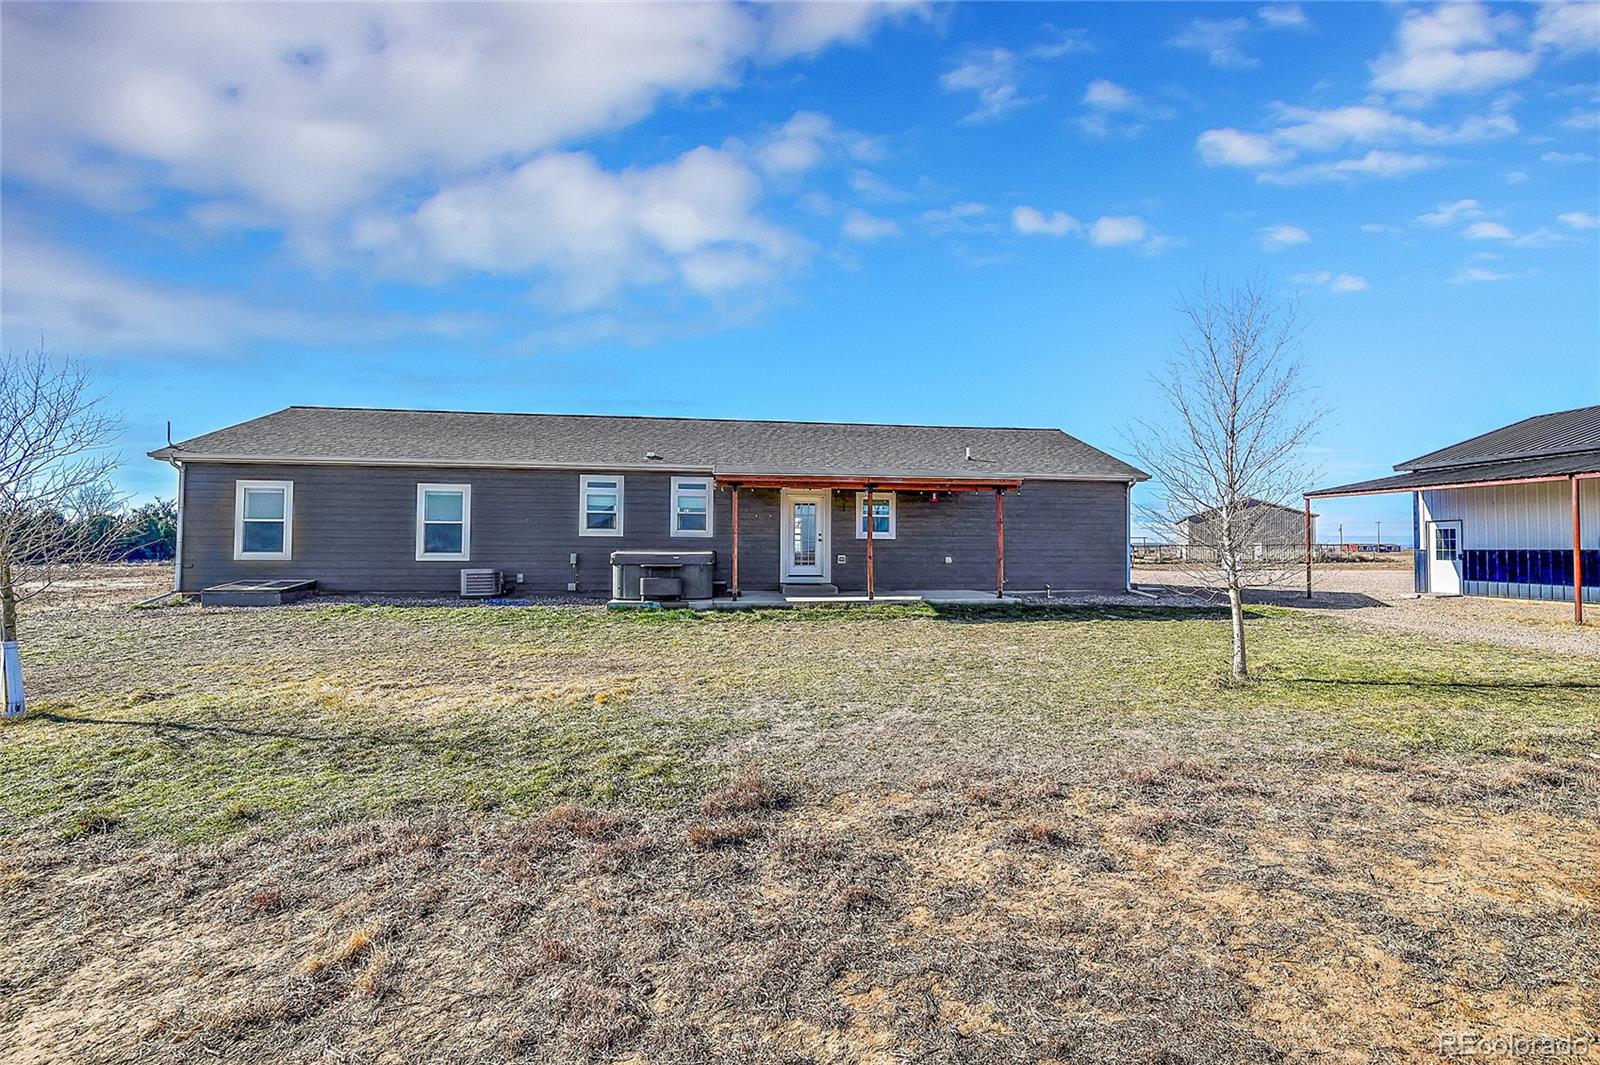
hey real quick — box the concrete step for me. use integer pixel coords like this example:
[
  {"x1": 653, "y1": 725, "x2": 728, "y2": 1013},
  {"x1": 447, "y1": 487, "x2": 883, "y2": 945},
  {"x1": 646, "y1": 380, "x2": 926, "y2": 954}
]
[{"x1": 782, "y1": 583, "x2": 839, "y2": 597}]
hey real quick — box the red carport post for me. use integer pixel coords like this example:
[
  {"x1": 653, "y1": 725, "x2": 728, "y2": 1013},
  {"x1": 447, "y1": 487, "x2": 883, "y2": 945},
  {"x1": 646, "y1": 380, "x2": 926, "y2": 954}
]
[
  {"x1": 1574, "y1": 476, "x2": 1584, "y2": 625},
  {"x1": 730, "y1": 485, "x2": 741, "y2": 600},
  {"x1": 865, "y1": 484, "x2": 875, "y2": 601},
  {"x1": 995, "y1": 488, "x2": 1006, "y2": 599},
  {"x1": 1304, "y1": 497, "x2": 1313, "y2": 600}
]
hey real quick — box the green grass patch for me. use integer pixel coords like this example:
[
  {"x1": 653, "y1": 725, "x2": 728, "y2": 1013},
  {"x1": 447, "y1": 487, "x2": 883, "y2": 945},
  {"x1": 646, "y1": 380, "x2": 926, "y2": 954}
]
[{"x1": 3, "y1": 601, "x2": 1595, "y2": 840}]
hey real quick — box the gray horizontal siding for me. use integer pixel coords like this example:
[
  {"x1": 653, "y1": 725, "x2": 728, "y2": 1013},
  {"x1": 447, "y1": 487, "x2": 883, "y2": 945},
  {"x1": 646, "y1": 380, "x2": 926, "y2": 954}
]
[{"x1": 174, "y1": 463, "x2": 1129, "y2": 595}]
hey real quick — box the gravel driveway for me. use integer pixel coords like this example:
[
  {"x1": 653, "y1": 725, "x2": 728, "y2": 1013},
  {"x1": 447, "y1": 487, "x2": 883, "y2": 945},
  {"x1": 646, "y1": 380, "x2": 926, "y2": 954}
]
[{"x1": 1134, "y1": 563, "x2": 1600, "y2": 658}]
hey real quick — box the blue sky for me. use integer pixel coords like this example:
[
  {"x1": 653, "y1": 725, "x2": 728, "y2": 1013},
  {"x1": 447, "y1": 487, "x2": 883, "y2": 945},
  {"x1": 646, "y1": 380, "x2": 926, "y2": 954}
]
[{"x1": 2, "y1": 1, "x2": 1597, "y2": 542}]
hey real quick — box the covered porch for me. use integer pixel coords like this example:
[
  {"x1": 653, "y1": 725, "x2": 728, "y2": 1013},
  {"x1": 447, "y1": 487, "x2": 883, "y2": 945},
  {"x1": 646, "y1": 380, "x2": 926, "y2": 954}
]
[
  {"x1": 1303, "y1": 469, "x2": 1599, "y2": 625},
  {"x1": 715, "y1": 472, "x2": 1024, "y2": 601}
]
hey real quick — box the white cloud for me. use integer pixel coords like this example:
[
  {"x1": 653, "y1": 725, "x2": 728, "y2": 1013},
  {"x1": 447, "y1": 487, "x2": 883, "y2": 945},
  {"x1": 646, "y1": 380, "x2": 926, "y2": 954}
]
[
  {"x1": 1562, "y1": 108, "x2": 1600, "y2": 130},
  {"x1": 1089, "y1": 215, "x2": 1148, "y2": 247},
  {"x1": 1448, "y1": 265, "x2": 1515, "y2": 284},
  {"x1": 1012, "y1": 206, "x2": 1168, "y2": 251},
  {"x1": 1195, "y1": 128, "x2": 1292, "y2": 168},
  {"x1": 1559, "y1": 211, "x2": 1600, "y2": 230},
  {"x1": 1418, "y1": 199, "x2": 1484, "y2": 226},
  {"x1": 1262, "y1": 149, "x2": 1440, "y2": 185},
  {"x1": 1370, "y1": 3, "x2": 1539, "y2": 99},
  {"x1": 1260, "y1": 224, "x2": 1311, "y2": 249},
  {"x1": 920, "y1": 201, "x2": 994, "y2": 234},
  {"x1": 1532, "y1": 1, "x2": 1600, "y2": 54},
  {"x1": 1257, "y1": 4, "x2": 1309, "y2": 30},
  {"x1": 1361, "y1": 222, "x2": 1403, "y2": 236},
  {"x1": 761, "y1": 2, "x2": 929, "y2": 59},
  {"x1": 352, "y1": 145, "x2": 802, "y2": 310},
  {"x1": 1542, "y1": 150, "x2": 1597, "y2": 164},
  {"x1": 1026, "y1": 27, "x2": 1095, "y2": 60},
  {"x1": 1293, "y1": 270, "x2": 1368, "y2": 293},
  {"x1": 0, "y1": 2, "x2": 908, "y2": 241},
  {"x1": 1084, "y1": 78, "x2": 1137, "y2": 111},
  {"x1": 755, "y1": 111, "x2": 836, "y2": 175},
  {"x1": 1011, "y1": 205, "x2": 1081, "y2": 237},
  {"x1": 1268, "y1": 102, "x2": 1516, "y2": 152},
  {"x1": 1077, "y1": 78, "x2": 1167, "y2": 138},
  {"x1": 941, "y1": 48, "x2": 1035, "y2": 122},
  {"x1": 1505, "y1": 170, "x2": 1529, "y2": 184},
  {"x1": 1, "y1": 235, "x2": 473, "y2": 353},
  {"x1": 841, "y1": 208, "x2": 902, "y2": 241},
  {"x1": 1170, "y1": 17, "x2": 1257, "y2": 69},
  {"x1": 1462, "y1": 220, "x2": 1514, "y2": 240}
]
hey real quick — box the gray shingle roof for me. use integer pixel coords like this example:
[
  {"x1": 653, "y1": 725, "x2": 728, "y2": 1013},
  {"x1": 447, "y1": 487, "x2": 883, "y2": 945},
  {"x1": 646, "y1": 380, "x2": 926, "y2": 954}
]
[
  {"x1": 1396, "y1": 404, "x2": 1600, "y2": 471},
  {"x1": 150, "y1": 406, "x2": 1148, "y2": 483}
]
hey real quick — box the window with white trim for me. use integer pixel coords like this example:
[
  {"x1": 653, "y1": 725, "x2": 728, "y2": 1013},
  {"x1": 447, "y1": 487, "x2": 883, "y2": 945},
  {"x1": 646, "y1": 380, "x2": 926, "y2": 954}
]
[
  {"x1": 855, "y1": 491, "x2": 896, "y2": 539},
  {"x1": 670, "y1": 476, "x2": 713, "y2": 537},
  {"x1": 579, "y1": 474, "x2": 624, "y2": 536},
  {"x1": 234, "y1": 480, "x2": 293, "y2": 560},
  {"x1": 416, "y1": 484, "x2": 471, "y2": 561}
]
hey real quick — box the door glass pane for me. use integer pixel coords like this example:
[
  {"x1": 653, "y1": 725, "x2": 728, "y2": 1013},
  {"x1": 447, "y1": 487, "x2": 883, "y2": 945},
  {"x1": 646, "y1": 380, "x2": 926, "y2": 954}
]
[
  {"x1": 243, "y1": 488, "x2": 284, "y2": 520},
  {"x1": 424, "y1": 491, "x2": 464, "y2": 522},
  {"x1": 242, "y1": 520, "x2": 284, "y2": 553},
  {"x1": 792, "y1": 501, "x2": 817, "y2": 566},
  {"x1": 1434, "y1": 527, "x2": 1456, "y2": 561}
]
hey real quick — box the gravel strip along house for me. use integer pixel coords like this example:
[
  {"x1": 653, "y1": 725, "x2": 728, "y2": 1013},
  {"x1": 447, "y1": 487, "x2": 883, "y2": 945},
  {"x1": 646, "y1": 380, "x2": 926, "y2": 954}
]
[
  {"x1": 150, "y1": 406, "x2": 1148, "y2": 603},
  {"x1": 1308, "y1": 404, "x2": 1600, "y2": 622}
]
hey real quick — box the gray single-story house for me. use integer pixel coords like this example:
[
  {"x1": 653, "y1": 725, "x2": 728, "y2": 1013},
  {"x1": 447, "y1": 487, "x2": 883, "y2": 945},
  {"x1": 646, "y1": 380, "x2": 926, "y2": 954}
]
[
  {"x1": 149, "y1": 406, "x2": 1149, "y2": 601},
  {"x1": 1176, "y1": 498, "x2": 1314, "y2": 561},
  {"x1": 1308, "y1": 404, "x2": 1598, "y2": 622}
]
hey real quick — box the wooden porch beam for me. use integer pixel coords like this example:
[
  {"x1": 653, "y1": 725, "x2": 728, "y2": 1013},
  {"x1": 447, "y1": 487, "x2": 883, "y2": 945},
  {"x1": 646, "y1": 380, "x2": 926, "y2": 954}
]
[
  {"x1": 730, "y1": 485, "x2": 740, "y2": 600},
  {"x1": 865, "y1": 483, "x2": 875, "y2": 602},
  {"x1": 1304, "y1": 496, "x2": 1313, "y2": 600},
  {"x1": 995, "y1": 488, "x2": 1005, "y2": 599}
]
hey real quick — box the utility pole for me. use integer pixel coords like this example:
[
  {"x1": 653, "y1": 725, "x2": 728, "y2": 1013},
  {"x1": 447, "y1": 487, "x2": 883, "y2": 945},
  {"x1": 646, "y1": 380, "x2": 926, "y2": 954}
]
[
  {"x1": 1338, "y1": 523, "x2": 1344, "y2": 550},
  {"x1": 1375, "y1": 520, "x2": 1382, "y2": 552}
]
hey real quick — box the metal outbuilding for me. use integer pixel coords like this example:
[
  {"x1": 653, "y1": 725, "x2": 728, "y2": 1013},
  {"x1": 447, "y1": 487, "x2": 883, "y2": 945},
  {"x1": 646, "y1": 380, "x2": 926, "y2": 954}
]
[{"x1": 1304, "y1": 405, "x2": 1600, "y2": 623}]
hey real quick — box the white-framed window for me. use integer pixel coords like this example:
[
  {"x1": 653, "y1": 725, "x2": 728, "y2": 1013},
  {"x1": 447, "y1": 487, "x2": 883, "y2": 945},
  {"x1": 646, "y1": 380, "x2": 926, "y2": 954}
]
[
  {"x1": 234, "y1": 480, "x2": 293, "y2": 560},
  {"x1": 579, "y1": 474, "x2": 625, "y2": 536},
  {"x1": 670, "y1": 476, "x2": 713, "y2": 537},
  {"x1": 416, "y1": 484, "x2": 471, "y2": 561},
  {"x1": 855, "y1": 491, "x2": 896, "y2": 540}
]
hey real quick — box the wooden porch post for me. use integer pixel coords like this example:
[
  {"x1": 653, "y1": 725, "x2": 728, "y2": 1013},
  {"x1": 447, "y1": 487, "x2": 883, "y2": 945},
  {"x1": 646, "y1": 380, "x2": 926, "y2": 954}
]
[
  {"x1": 995, "y1": 488, "x2": 1005, "y2": 599},
  {"x1": 1304, "y1": 497, "x2": 1313, "y2": 600},
  {"x1": 1573, "y1": 476, "x2": 1584, "y2": 625},
  {"x1": 730, "y1": 485, "x2": 741, "y2": 600},
  {"x1": 865, "y1": 484, "x2": 875, "y2": 601}
]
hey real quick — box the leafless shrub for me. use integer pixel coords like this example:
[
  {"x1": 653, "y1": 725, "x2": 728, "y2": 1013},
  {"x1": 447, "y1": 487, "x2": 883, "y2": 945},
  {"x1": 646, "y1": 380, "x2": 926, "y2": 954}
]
[
  {"x1": 245, "y1": 885, "x2": 291, "y2": 915},
  {"x1": 686, "y1": 818, "x2": 759, "y2": 849},
  {"x1": 699, "y1": 767, "x2": 783, "y2": 818},
  {"x1": 1341, "y1": 750, "x2": 1405, "y2": 772},
  {"x1": 1124, "y1": 757, "x2": 1218, "y2": 791},
  {"x1": 1008, "y1": 820, "x2": 1078, "y2": 847},
  {"x1": 1120, "y1": 810, "x2": 1181, "y2": 841}
]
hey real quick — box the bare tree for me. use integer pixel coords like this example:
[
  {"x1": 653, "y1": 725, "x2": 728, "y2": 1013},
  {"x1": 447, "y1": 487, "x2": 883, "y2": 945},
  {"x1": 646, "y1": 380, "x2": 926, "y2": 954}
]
[
  {"x1": 1, "y1": 350, "x2": 126, "y2": 716},
  {"x1": 1129, "y1": 279, "x2": 1323, "y2": 679}
]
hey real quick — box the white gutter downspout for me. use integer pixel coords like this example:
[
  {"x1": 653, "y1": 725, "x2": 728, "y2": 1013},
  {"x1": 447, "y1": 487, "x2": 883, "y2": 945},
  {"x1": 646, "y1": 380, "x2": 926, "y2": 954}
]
[{"x1": 164, "y1": 456, "x2": 185, "y2": 594}]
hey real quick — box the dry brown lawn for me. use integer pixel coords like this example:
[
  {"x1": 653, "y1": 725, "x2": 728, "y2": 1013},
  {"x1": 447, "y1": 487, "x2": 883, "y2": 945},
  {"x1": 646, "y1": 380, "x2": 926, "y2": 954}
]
[{"x1": 1, "y1": 565, "x2": 1597, "y2": 1063}]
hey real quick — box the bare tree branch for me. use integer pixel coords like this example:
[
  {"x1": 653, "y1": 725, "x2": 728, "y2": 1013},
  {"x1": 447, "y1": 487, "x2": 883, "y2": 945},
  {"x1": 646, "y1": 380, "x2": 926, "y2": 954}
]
[{"x1": 1125, "y1": 278, "x2": 1325, "y2": 678}]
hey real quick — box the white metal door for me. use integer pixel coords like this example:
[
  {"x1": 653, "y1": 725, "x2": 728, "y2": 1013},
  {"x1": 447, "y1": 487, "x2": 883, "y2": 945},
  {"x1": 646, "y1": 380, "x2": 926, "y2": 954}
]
[
  {"x1": 1428, "y1": 520, "x2": 1463, "y2": 596},
  {"x1": 781, "y1": 490, "x2": 829, "y2": 581}
]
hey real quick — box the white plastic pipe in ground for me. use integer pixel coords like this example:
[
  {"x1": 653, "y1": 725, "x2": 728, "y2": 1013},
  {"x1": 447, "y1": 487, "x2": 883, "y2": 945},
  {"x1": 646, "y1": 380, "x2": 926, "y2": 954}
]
[{"x1": 2, "y1": 641, "x2": 23, "y2": 717}]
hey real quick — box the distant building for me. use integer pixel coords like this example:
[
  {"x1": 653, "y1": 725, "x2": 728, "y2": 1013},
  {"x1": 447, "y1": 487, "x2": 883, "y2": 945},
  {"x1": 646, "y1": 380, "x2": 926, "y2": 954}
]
[
  {"x1": 1309, "y1": 405, "x2": 1598, "y2": 620},
  {"x1": 1176, "y1": 499, "x2": 1314, "y2": 561}
]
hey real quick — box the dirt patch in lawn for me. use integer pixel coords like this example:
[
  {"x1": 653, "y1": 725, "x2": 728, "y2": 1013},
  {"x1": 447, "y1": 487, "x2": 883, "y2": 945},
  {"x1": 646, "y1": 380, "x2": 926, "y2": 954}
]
[{"x1": 3, "y1": 760, "x2": 1595, "y2": 1064}]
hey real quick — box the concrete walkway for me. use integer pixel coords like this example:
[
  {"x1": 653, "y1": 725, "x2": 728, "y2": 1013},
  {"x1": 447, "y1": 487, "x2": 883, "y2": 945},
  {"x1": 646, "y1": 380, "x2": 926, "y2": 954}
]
[{"x1": 609, "y1": 588, "x2": 1022, "y2": 610}]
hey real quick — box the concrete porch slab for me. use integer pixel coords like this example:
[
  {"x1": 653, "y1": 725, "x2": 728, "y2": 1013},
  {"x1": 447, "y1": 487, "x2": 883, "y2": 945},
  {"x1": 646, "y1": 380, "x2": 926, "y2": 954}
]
[{"x1": 680, "y1": 588, "x2": 1023, "y2": 610}]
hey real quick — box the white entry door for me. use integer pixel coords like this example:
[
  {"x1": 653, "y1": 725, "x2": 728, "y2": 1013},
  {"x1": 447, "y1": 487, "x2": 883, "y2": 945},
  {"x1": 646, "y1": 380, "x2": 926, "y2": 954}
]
[
  {"x1": 1428, "y1": 520, "x2": 1463, "y2": 596},
  {"x1": 781, "y1": 490, "x2": 830, "y2": 582}
]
